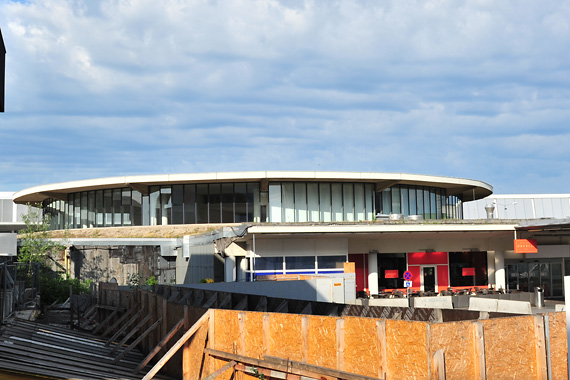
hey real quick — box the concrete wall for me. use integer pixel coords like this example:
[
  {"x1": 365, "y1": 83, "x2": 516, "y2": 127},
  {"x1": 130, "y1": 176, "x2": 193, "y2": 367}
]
[
  {"x1": 177, "y1": 274, "x2": 356, "y2": 304},
  {"x1": 0, "y1": 233, "x2": 16, "y2": 256}
]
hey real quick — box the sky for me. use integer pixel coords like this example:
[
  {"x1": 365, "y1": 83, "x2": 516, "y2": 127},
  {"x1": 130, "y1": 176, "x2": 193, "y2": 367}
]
[{"x1": 0, "y1": 0, "x2": 569, "y2": 194}]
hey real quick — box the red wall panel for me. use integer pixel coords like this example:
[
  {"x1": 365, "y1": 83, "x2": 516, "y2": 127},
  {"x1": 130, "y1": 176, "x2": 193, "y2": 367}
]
[
  {"x1": 407, "y1": 251, "x2": 448, "y2": 265},
  {"x1": 437, "y1": 265, "x2": 449, "y2": 289}
]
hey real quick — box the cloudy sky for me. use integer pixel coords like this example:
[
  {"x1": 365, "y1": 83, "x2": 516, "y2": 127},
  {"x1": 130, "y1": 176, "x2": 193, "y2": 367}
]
[{"x1": 0, "y1": 0, "x2": 569, "y2": 194}]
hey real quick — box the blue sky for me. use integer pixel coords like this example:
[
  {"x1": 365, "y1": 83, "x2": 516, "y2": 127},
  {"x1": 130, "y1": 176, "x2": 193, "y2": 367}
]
[{"x1": 0, "y1": 0, "x2": 569, "y2": 194}]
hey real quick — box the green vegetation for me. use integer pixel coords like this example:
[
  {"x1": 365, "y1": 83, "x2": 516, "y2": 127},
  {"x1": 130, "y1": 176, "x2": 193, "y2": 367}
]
[{"x1": 18, "y1": 206, "x2": 91, "y2": 306}]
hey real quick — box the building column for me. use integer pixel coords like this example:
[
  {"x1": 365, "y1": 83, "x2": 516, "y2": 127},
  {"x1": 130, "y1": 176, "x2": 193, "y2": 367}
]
[
  {"x1": 225, "y1": 256, "x2": 236, "y2": 282},
  {"x1": 494, "y1": 250, "x2": 506, "y2": 290},
  {"x1": 368, "y1": 252, "x2": 378, "y2": 295}
]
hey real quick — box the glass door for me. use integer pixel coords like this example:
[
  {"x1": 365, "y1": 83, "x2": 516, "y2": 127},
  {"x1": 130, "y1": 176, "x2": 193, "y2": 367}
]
[{"x1": 421, "y1": 266, "x2": 436, "y2": 292}]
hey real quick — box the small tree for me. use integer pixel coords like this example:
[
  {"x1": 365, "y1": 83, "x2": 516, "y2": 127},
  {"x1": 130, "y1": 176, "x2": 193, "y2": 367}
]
[{"x1": 18, "y1": 205, "x2": 63, "y2": 267}]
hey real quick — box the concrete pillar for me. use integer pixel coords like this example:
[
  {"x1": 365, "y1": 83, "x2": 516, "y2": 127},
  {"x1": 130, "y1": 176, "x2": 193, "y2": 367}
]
[
  {"x1": 237, "y1": 257, "x2": 248, "y2": 282},
  {"x1": 368, "y1": 253, "x2": 379, "y2": 295},
  {"x1": 225, "y1": 256, "x2": 236, "y2": 282},
  {"x1": 494, "y1": 250, "x2": 506, "y2": 291}
]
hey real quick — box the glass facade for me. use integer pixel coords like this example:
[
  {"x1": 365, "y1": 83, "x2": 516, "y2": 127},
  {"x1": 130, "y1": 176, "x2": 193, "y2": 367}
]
[
  {"x1": 253, "y1": 255, "x2": 346, "y2": 278},
  {"x1": 42, "y1": 181, "x2": 463, "y2": 229}
]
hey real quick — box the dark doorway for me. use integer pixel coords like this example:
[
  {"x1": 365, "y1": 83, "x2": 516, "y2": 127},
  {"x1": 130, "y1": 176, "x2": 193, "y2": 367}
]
[{"x1": 423, "y1": 266, "x2": 436, "y2": 292}]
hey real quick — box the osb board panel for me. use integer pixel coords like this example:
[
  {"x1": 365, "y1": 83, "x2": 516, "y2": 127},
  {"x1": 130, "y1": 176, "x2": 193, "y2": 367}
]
[
  {"x1": 243, "y1": 311, "x2": 264, "y2": 359},
  {"x1": 269, "y1": 313, "x2": 303, "y2": 362},
  {"x1": 185, "y1": 322, "x2": 209, "y2": 380},
  {"x1": 214, "y1": 309, "x2": 240, "y2": 353},
  {"x1": 343, "y1": 317, "x2": 379, "y2": 377},
  {"x1": 548, "y1": 312, "x2": 568, "y2": 380},
  {"x1": 429, "y1": 320, "x2": 475, "y2": 379},
  {"x1": 386, "y1": 319, "x2": 428, "y2": 380},
  {"x1": 306, "y1": 316, "x2": 337, "y2": 369},
  {"x1": 481, "y1": 316, "x2": 537, "y2": 380}
]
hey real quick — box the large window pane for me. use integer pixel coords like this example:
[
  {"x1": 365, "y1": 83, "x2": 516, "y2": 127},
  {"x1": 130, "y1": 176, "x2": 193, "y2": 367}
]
[
  {"x1": 254, "y1": 257, "x2": 283, "y2": 273},
  {"x1": 400, "y1": 187, "x2": 409, "y2": 216},
  {"x1": 132, "y1": 190, "x2": 142, "y2": 226},
  {"x1": 343, "y1": 183, "x2": 354, "y2": 221},
  {"x1": 318, "y1": 255, "x2": 346, "y2": 269},
  {"x1": 283, "y1": 182, "x2": 295, "y2": 222},
  {"x1": 365, "y1": 184, "x2": 374, "y2": 221},
  {"x1": 87, "y1": 191, "x2": 95, "y2": 228},
  {"x1": 269, "y1": 183, "x2": 282, "y2": 223},
  {"x1": 96, "y1": 191, "x2": 104, "y2": 227},
  {"x1": 113, "y1": 189, "x2": 122, "y2": 226},
  {"x1": 320, "y1": 183, "x2": 331, "y2": 222},
  {"x1": 209, "y1": 184, "x2": 221, "y2": 223},
  {"x1": 355, "y1": 183, "x2": 365, "y2": 221},
  {"x1": 409, "y1": 187, "x2": 417, "y2": 215},
  {"x1": 381, "y1": 188, "x2": 391, "y2": 215},
  {"x1": 104, "y1": 190, "x2": 113, "y2": 227},
  {"x1": 184, "y1": 184, "x2": 196, "y2": 224},
  {"x1": 80, "y1": 192, "x2": 88, "y2": 228},
  {"x1": 172, "y1": 185, "x2": 184, "y2": 224},
  {"x1": 248, "y1": 183, "x2": 259, "y2": 222},
  {"x1": 307, "y1": 183, "x2": 319, "y2": 222},
  {"x1": 285, "y1": 256, "x2": 315, "y2": 271},
  {"x1": 222, "y1": 183, "x2": 234, "y2": 223},
  {"x1": 295, "y1": 183, "x2": 308, "y2": 222},
  {"x1": 331, "y1": 183, "x2": 343, "y2": 222},
  {"x1": 235, "y1": 183, "x2": 247, "y2": 223},
  {"x1": 122, "y1": 188, "x2": 132, "y2": 226},
  {"x1": 196, "y1": 184, "x2": 209, "y2": 223},
  {"x1": 392, "y1": 185, "x2": 401, "y2": 214}
]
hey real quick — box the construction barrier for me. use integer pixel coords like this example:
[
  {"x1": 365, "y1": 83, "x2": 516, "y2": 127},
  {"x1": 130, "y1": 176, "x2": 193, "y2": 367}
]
[{"x1": 93, "y1": 285, "x2": 568, "y2": 380}]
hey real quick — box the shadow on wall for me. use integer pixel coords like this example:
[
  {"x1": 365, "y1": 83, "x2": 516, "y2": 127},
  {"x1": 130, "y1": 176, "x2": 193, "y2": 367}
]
[{"x1": 184, "y1": 247, "x2": 225, "y2": 284}]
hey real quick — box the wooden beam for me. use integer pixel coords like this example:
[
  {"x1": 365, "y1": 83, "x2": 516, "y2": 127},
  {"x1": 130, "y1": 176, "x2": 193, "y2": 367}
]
[
  {"x1": 376, "y1": 320, "x2": 387, "y2": 379},
  {"x1": 110, "y1": 313, "x2": 153, "y2": 355},
  {"x1": 134, "y1": 318, "x2": 185, "y2": 374},
  {"x1": 113, "y1": 318, "x2": 162, "y2": 363},
  {"x1": 101, "y1": 307, "x2": 135, "y2": 338},
  {"x1": 142, "y1": 310, "x2": 210, "y2": 380},
  {"x1": 205, "y1": 348, "x2": 380, "y2": 380},
  {"x1": 105, "y1": 309, "x2": 144, "y2": 346},
  {"x1": 336, "y1": 318, "x2": 345, "y2": 372},
  {"x1": 472, "y1": 321, "x2": 486, "y2": 380},
  {"x1": 92, "y1": 306, "x2": 121, "y2": 335},
  {"x1": 534, "y1": 315, "x2": 548, "y2": 380},
  {"x1": 201, "y1": 360, "x2": 236, "y2": 380},
  {"x1": 432, "y1": 349, "x2": 446, "y2": 380}
]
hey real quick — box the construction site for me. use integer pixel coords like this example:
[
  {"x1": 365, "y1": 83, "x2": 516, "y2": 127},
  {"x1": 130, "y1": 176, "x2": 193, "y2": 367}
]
[{"x1": 0, "y1": 280, "x2": 567, "y2": 380}]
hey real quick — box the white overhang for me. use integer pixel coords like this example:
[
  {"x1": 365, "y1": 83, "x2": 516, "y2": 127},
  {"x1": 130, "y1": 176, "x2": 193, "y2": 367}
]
[
  {"x1": 246, "y1": 223, "x2": 516, "y2": 235},
  {"x1": 13, "y1": 171, "x2": 493, "y2": 204}
]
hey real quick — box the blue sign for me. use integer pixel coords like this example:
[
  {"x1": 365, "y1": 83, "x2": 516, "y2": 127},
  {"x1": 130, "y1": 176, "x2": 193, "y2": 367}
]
[
  {"x1": 403, "y1": 271, "x2": 412, "y2": 281},
  {"x1": 404, "y1": 281, "x2": 413, "y2": 288}
]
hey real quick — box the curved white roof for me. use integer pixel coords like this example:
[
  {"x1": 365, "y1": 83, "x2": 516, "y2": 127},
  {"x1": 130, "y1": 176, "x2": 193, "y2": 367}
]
[{"x1": 13, "y1": 171, "x2": 493, "y2": 204}]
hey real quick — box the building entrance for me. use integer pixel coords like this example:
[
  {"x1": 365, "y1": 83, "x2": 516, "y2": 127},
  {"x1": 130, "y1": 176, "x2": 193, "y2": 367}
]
[
  {"x1": 505, "y1": 259, "x2": 563, "y2": 299},
  {"x1": 421, "y1": 266, "x2": 436, "y2": 292}
]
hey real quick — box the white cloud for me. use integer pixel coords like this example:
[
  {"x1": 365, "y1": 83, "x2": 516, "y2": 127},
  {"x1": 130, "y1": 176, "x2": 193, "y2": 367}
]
[{"x1": 0, "y1": 0, "x2": 569, "y2": 194}]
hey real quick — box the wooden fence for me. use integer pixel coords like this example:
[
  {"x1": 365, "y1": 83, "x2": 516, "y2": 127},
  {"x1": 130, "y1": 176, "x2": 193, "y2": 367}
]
[{"x1": 93, "y1": 285, "x2": 568, "y2": 380}]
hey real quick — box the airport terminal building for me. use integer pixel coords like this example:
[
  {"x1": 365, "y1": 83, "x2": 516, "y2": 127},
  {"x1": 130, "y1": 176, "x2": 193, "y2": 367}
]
[{"x1": 12, "y1": 171, "x2": 570, "y2": 299}]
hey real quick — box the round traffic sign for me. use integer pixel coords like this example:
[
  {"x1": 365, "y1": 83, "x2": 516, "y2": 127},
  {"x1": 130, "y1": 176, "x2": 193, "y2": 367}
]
[{"x1": 403, "y1": 271, "x2": 412, "y2": 281}]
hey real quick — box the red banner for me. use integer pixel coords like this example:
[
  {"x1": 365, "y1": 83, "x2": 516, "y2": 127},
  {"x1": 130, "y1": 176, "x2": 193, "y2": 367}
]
[
  {"x1": 462, "y1": 267, "x2": 475, "y2": 276},
  {"x1": 385, "y1": 269, "x2": 399, "y2": 279},
  {"x1": 514, "y1": 239, "x2": 538, "y2": 253}
]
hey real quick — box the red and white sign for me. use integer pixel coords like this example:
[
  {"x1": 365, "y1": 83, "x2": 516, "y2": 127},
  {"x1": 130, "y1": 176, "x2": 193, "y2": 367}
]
[
  {"x1": 514, "y1": 239, "x2": 538, "y2": 253},
  {"x1": 462, "y1": 267, "x2": 475, "y2": 277},
  {"x1": 385, "y1": 270, "x2": 399, "y2": 279}
]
